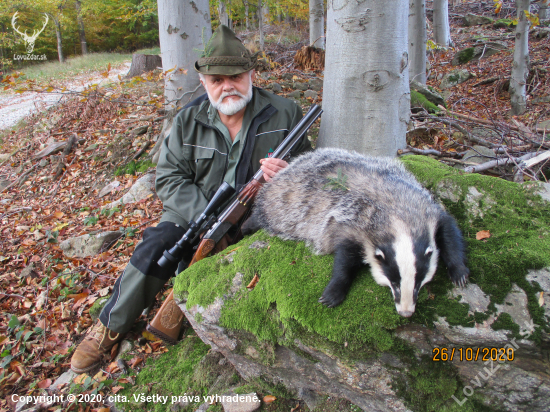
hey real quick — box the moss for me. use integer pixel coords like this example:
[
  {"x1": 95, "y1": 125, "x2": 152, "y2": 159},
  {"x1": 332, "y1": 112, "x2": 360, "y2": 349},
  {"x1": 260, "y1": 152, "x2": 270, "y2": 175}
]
[
  {"x1": 457, "y1": 48, "x2": 476, "y2": 64},
  {"x1": 491, "y1": 313, "x2": 521, "y2": 338},
  {"x1": 89, "y1": 296, "x2": 109, "y2": 321},
  {"x1": 117, "y1": 331, "x2": 212, "y2": 412},
  {"x1": 411, "y1": 90, "x2": 440, "y2": 113},
  {"x1": 493, "y1": 19, "x2": 515, "y2": 29},
  {"x1": 115, "y1": 159, "x2": 155, "y2": 176},
  {"x1": 175, "y1": 232, "x2": 406, "y2": 352}
]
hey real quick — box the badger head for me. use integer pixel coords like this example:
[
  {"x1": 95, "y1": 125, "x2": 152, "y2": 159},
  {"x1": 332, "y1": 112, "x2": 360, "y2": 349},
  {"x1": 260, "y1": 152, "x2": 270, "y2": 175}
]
[{"x1": 365, "y1": 220, "x2": 439, "y2": 317}]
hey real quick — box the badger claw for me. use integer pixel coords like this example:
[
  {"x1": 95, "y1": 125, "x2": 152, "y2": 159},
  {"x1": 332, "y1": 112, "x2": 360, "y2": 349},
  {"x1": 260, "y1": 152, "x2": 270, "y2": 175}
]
[
  {"x1": 318, "y1": 289, "x2": 346, "y2": 308},
  {"x1": 449, "y1": 265, "x2": 469, "y2": 288}
]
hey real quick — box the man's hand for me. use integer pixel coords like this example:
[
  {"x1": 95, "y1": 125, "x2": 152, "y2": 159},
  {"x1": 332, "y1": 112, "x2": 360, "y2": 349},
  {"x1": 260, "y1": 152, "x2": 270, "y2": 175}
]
[{"x1": 260, "y1": 158, "x2": 288, "y2": 182}]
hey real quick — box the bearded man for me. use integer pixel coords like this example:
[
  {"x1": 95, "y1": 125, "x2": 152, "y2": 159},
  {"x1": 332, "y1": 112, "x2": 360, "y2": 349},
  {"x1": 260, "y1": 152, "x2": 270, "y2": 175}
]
[{"x1": 70, "y1": 25, "x2": 310, "y2": 373}]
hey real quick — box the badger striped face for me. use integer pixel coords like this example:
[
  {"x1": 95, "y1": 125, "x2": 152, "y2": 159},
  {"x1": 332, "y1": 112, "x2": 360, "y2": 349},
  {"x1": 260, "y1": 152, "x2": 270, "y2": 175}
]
[{"x1": 366, "y1": 221, "x2": 439, "y2": 318}]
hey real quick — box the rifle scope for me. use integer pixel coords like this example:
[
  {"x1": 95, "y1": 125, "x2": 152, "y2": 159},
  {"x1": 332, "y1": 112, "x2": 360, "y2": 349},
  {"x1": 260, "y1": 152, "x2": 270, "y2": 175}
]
[{"x1": 157, "y1": 182, "x2": 236, "y2": 268}]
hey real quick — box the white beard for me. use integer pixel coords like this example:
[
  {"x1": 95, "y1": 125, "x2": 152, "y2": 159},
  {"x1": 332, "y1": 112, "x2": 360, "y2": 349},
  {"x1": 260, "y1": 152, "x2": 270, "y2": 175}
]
[{"x1": 207, "y1": 77, "x2": 253, "y2": 116}]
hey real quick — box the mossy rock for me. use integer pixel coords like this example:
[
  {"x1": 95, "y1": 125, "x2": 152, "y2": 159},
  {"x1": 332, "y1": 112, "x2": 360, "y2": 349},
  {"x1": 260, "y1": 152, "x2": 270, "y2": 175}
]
[
  {"x1": 493, "y1": 19, "x2": 516, "y2": 29},
  {"x1": 89, "y1": 296, "x2": 109, "y2": 322},
  {"x1": 411, "y1": 90, "x2": 440, "y2": 113}
]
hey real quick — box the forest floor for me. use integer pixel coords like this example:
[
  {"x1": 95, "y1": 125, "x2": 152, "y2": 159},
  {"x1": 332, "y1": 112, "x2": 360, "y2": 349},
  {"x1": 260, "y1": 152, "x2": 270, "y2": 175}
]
[{"x1": 0, "y1": 3, "x2": 549, "y2": 412}]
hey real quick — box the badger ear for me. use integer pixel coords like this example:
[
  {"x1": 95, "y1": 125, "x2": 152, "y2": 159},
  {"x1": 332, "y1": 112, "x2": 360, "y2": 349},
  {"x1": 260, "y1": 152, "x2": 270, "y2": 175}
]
[
  {"x1": 375, "y1": 248, "x2": 385, "y2": 260},
  {"x1": 425, "y1": 246, "x2": 434, "y2": 256}
]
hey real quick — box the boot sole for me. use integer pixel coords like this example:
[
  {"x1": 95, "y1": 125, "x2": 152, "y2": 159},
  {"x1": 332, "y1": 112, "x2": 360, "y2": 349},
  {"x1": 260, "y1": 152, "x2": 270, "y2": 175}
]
[
  {"x1": 146, "y1": 324, "x2": 178, "y2": 345},
  {"x1": 71, "y1": 361, "x2": 100, "y2": 374}
]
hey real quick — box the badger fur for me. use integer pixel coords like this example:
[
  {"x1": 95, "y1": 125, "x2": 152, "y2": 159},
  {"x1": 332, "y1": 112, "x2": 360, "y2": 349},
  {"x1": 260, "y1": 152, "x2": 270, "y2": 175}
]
[{"x1": 245, "y1": 148, "x2": 469, "y2": 317}]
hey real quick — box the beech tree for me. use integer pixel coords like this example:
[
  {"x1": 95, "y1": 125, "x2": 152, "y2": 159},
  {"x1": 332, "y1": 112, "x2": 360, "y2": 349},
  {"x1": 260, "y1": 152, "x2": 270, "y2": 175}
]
[
  {"x1": 318, "y1": 0, "x2": 409, "y2": 156},
  {"x1": 75, "y1": 0, "x2": 87, "y2": 54},
  {"x1": 433, "y1": 0, "x2": 451, "y2": 47},
  {"x1": 309, "y1": 0, "x2": 324, "y2": 48},
  {"x1": 218, "y1": 1, "x2": 230, "y2": 28},
  {"x1": 510, "y1": 0, "x2": 530, "y2": 115},
  {"x1": 408, "y1": 0, "x2": 426, "y2": 84},
  {"x1": 152, "y1": 0, "x2": 211, "y2": 162}
]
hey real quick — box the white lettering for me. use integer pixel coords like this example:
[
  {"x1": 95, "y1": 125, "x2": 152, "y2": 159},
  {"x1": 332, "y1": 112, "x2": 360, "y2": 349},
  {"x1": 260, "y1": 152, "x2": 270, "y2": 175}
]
[{"x1": 452, "y1": 394, "x2": 468, "y2": 406}]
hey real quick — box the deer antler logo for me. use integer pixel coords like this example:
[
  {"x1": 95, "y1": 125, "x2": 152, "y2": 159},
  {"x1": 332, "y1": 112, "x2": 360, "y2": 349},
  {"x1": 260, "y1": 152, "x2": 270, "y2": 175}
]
[{"x1": 12, "y1": 12, "x2": 49, "y2": 54}]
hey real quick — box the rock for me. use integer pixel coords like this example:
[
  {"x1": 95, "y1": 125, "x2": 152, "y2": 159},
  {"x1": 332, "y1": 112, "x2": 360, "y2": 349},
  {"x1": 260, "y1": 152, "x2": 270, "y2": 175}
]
[
  {"x1": 462, "y1": 13, "x2": 494, "y2": 26},
  {"x1": 303, "y1": 90, "x2": 318, "y2": 100},
  {"x1": 21, "y1": 263, "x2": 36, "y2": 277},
  {"x1": 410, "y1": 80, "x2": 445, "y2": 107},
  {"x1": 98, "y1": 180, "x2": 121, "y2": 198},
  {"x1": 298, "y1": 388, "x2": 321, "y2": 410},
  {"x1": 220, "y1": 393, "x2": 260, "y2": 412},
  {"x1": 451, "y1": 283, "x2": 490, "y2": 314},
  {"x1": 90, "y1": 296, "x2": 109, "y2": 322},
  {"x1": 104, "y1": 173, "x2": 155, "y2": 209},
  {"x1": 451, "y1": 42, "x2": 508, "y2": 66},
  {"x1": 493, "y1": 19, "x2": 514, "y2": 29},
  {"x1": 538, "y1": 119, "x2": 550, "y2": 130},
  {"x1": 84, "y1": 143, "x2": 98, "y2": 152},
  {"x1": 281, "y1": 73, "x2": 293, "y2": 80},
  {"x1": 59, "y1": 231, "x2": 123, "y2": 258},
  {"x1": 131, "y1": 125, "x2": 149, "y2": 136},
  {"x1": 439, "y1": 69, "x2": 472, "y2": 89},
  {"x1": 308, "y1": 78, "x2": 323, "y2": 91},
  {"x1": 0, "y1": 178, "x2": 10, "y2": 192},
  {"x1": 248, "y1": 241, "x2": 268, "y2": 250},
  {"x1": 49, "y1": 369, "x2": 78, "y2": 391},
  {"x1": 495, "y1": 284, "x2": 533, "y2": 336},
  {"x1": 171, "y1": 400, "x2": 190, "y2": 411},
  {"x1": 533, "y1": 96, "x2": 550, "y2": 104},
  {"x1": 529, "y1": 182, "x2": 550, "y2": 203},
  {"x1": 39, "y1": 159, "x2": 48, "y2": 167},
  {"x1": 462, "y1": 145, "x2": 495, "y2": 165},
  {"x1": 15, "y1": 398, "x2": 31, "y2": 412},
  {"x1": 526, "y1": 268, "x2": 550, "y2": 321},
  {"x1": 287, "y1": 90, "x2": 302, "y2": 99},
  {"x1": 115, "y1": 340, "x2": 134, "y2": 361},
  {"x1": 259, "y1": 72, "x2": 270, "y2": 80},
  {"x1": 0, "y1": 153, "x2": 10, "y2": 162},
  {"x1": 195, "y1": 402, "x2": 211, "y2": 412},
  {"x1": 293, "y1": 82, "x2": 308, "y2": 91},
  {"x1": 271, "y1": 83, "x2": 282, "y2": 93},
  {"x1": 411, "y1": 90, "x2": 439, "y2": 113}
]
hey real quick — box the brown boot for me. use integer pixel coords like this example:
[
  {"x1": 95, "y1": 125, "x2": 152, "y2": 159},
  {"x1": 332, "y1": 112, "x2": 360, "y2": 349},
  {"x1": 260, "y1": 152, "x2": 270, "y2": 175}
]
[{"x1": 71, "y1": 321, "x2": 122, "y2": 373}]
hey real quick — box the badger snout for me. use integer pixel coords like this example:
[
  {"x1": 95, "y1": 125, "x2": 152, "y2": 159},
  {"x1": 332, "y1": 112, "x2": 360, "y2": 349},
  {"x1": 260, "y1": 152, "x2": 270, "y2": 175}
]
[{"x1": 398, "y1": 310, "x2": 414, "y2": 318}]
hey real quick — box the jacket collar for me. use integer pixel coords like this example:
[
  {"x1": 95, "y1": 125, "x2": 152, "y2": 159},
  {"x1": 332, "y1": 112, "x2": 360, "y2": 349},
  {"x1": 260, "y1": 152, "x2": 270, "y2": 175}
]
[{"x1": 194, "y1": 87, "x2": 271, "y2": 126}]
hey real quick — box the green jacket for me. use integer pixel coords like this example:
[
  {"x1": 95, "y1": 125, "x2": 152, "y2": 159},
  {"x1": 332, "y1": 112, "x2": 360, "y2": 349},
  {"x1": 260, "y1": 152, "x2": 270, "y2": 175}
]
[{"x1": 156, "y1": 87, "x2": 310, "y2": 228}]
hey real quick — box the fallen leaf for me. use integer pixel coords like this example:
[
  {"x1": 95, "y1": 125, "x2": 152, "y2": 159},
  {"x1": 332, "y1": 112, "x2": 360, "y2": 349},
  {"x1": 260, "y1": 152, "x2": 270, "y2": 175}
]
[
  {"x1": 291, "y1": 403, "x2": 300, "y2": 412},
  {"x1": 142, "y1": 331, "x2": 161, "y2": 342},
  {"x1": 37, "y1": 378, "x2": 52, "y2": 389},
  {"x1": 539, "y1": 292, "x2": 545, "y2": 307},
  {"x1": 129, "y1": 357, "x2": 143, "y2": 368},
  {"x1": 263, "y1": 395, "x2": 277, "y2": 403},
  {"x1": 476, "y1": 230, "x2": 491, "y2": 240},
  {"x1": 54, "y1": 211, "x2": 64, "y2": 219},
  {"x1": 112, "y1": 385, "x2": 124, "y2": 394},
  {"x1": 247, "y1": 274, "x2": 260, "y2": 290},
  {"x1": 74, "y1": 373, "x2": 89, "y2": 385}
]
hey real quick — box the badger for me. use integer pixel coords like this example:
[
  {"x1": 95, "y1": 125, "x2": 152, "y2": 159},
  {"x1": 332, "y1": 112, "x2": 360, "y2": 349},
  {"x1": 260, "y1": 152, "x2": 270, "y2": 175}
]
[{"x1": 244, "y1": 148, "x2": 469, "y2": 317}]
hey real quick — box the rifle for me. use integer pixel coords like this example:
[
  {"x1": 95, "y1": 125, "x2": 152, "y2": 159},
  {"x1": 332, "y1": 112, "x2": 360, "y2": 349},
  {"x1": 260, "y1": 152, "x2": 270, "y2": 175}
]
[{"x1": 147, "y1": 104, "x2": 323, "y2": 343}]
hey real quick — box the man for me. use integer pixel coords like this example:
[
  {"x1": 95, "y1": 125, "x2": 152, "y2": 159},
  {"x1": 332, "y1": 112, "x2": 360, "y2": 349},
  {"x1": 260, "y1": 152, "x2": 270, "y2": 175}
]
[{"x1": 70, "y1": 25, "x2": 310, "y2": 373}]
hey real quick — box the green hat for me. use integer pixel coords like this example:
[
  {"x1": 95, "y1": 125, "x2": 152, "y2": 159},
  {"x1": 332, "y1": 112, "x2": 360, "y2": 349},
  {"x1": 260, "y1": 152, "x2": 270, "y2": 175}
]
[{"x1": 195, "y1": 25, "x2": 257, "y2": 76}]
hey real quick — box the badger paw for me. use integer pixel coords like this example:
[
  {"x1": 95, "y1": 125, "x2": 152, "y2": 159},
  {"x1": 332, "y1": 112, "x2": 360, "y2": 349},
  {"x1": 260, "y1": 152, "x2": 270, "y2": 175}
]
[
  {"x1": 318, "y1": 286, "x2": 347, "y2": 308},
  {"x1": 449, "y1": 265, "x2": 470, "y2": 288}
]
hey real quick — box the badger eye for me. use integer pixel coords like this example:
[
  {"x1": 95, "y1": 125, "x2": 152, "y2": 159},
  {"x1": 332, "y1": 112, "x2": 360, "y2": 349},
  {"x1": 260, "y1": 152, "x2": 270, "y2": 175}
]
[
  {"x1": 425, "y1": 246, "x2": 434, "y2": 257},
  {"x1": 375, "y1": 248, "x2": 385, "y2": 261}
]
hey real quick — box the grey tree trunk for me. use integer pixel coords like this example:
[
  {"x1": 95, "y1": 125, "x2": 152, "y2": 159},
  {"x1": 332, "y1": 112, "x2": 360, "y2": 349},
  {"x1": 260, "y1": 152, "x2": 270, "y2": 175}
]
[
  {"x1": 510, "y1": 0, "x2": 530, "y2": 115},
  {"x1": 75, "y1": 0, "x2": 88, "y2": 54},
  {"x1": 218, "y1": 1, "x2": 229, "y2": 27},
  {"x1": 309, "y1": 0, "x2": 324, "y2": 49},
  {"x1": 53, "y1": 17, "x2": 65, "y2": 63},
  {"x1": 408, "y1": 0, "x2": 426, "y2": 84},
  {"x1": 318, "y1": 0, "x2": 410, "y2": 157},
  {"x1": 157, "y1": 0, "x2": 211, "y2": 109},
  {"x1": 433, "y1": 0, "x2": 451, "y2": 47},
  {"x1": 245, "y1": 1, "x2": 250, "y2": 29},
  {"x1": 258, "y1": 0, "x2": 264, "y2": 50},
  {"x1": 152, "y1": 0, "x2": 211, "y2": 163},
  {"x1": 540, "y1": 1, "x2": 548, "y2": 19}
]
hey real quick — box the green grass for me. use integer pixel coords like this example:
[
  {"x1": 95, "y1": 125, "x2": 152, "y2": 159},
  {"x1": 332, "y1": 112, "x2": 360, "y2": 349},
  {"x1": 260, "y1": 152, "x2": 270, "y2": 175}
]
[{"x1": 8, "y1": 46, "x2": 161, "y2": 84}]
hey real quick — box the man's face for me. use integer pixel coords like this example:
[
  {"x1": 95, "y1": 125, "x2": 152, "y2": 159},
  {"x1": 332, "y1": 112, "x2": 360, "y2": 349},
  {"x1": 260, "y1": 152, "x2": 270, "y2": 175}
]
[{"x1": 200, "y1": 70, "x2": 254, "y2": 116}]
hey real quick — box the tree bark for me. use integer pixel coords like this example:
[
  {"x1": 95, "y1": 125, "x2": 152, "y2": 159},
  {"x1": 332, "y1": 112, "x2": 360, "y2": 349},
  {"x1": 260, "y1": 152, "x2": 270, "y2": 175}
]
[
  {"x1": 245, "y1": 0, "x2": 250, "y2": 29},
  {"x1": 309, "y1": 0, "x2": 324, "y2": 49},
  {"x1": 218, "y1": 1, "x2": 229, "y2": 27},
  {"x1": 433, "y1": 0, "x2": 452, "y2": 47},
  {"x1": 258, "y1": 0, "x2": 264, "y2": 50},
  {"x1": 53, "y1": 17, "x2": 65, "y2": 63},
  {"x1": 408, "y1": 0, "x2": 426, "y2": 84},
  {"x1": 157, "y1": 0, "x2": 211, "y2": 109},
  {"x1": 318, "y1": 0, "x2": 409, "y2": 157},
  {"x1": 539, "y1": 0, "x2": 548, "y2": 19},
  {"x1": 126, "y1": 54, "x2": 162, "y2": 78},
  {"x1": 75, "y1": 0, "x2": 88, "y2": 54},
  {"x1": 510, "y1": 0, "x2": 530, "y2": 115}
]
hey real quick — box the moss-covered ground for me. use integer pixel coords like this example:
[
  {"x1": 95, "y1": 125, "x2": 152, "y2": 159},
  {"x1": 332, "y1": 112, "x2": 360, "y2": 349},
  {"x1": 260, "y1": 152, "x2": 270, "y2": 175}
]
[
  {"x1": 411, "y1": 90, "x2": 440, "y2": 113},
  {"x1": 127, "y1": 156, "x2": 549, "y2": 412}
]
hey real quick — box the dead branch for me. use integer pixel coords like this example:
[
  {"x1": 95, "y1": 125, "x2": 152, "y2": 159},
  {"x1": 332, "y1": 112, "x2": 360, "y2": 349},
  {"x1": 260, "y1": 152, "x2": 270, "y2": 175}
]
[
  {"x1": 0, "y1": 163, "x2": 39, "y2": 193},
  {"x1": 398, "y1": 145, "x2": 462, "y2": 158},
  {"x1": 54, "y1": 134, "x2": 76, "y2": 180},
  {"x1": 132, "y1": 141, "x2": 152, "y2": 161},
  {"x1": 464, "y1": 152, "x2": 539, "y2": 174}
]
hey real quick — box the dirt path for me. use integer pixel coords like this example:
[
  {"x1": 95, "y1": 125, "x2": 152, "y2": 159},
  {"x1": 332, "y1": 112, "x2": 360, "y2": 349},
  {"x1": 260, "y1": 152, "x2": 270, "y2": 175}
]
[{"x1": 0, "y1": 62, "x2": 132, "y2": 130}]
